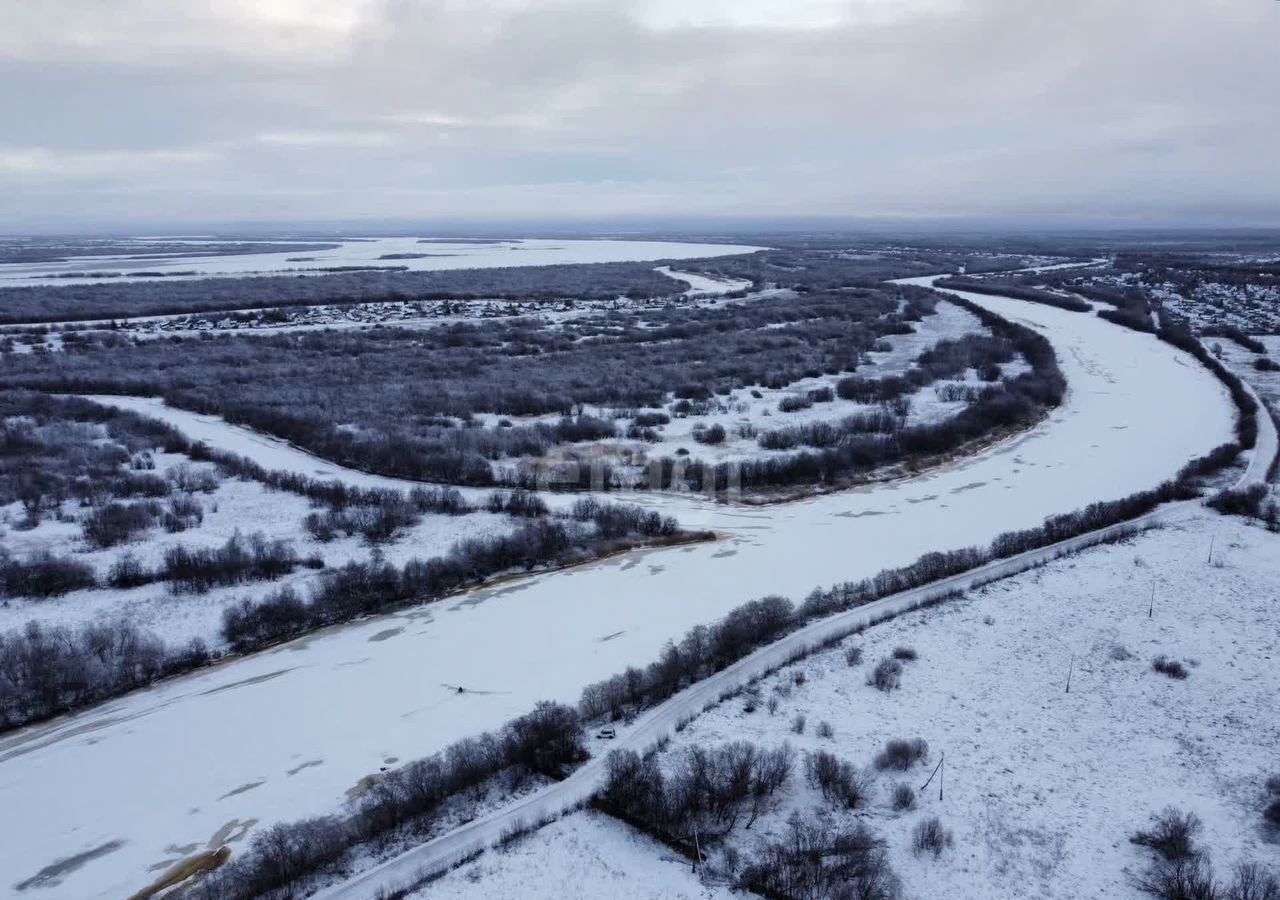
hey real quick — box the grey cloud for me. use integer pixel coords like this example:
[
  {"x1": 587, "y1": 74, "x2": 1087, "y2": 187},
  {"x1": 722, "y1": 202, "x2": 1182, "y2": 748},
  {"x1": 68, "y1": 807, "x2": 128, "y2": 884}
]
[{"x1": 1, "y1": 0, "x2": 1276, "y2": 229}]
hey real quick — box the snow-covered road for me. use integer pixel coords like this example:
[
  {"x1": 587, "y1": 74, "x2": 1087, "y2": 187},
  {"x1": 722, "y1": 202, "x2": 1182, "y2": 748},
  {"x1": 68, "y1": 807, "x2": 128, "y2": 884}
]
[{"x1": 0, "y1": 277, "x2": 1246, "y2": 899}]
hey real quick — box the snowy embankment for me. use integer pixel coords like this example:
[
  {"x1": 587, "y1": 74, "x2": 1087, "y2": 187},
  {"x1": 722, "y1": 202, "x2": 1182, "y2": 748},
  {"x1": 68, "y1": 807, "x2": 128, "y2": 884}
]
[{"x1": 0, "y1": 280, "x2": 1240, "y2": 899}]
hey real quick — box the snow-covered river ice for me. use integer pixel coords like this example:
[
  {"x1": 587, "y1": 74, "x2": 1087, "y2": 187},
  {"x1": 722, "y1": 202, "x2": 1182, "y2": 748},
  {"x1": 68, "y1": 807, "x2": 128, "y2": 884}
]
[
  {"x1": 0, "y1": 278, "x2": 1236, "y2": 898},
  {"x1": 0, "y1": 237, "x2": 764, "y2": 287}
]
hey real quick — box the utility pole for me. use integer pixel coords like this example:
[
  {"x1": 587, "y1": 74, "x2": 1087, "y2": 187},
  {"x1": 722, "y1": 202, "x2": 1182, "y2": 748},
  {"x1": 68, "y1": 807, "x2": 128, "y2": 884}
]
[{"x1": 920, "y1": 752, "x2": 945, "y2": 802}]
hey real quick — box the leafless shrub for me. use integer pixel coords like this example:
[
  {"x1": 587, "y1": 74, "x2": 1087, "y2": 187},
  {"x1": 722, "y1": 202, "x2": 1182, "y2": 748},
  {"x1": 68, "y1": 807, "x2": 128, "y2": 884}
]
[
  {"x1": 1265, "y1": 798, "x2": 1280, "y2": 831},
  {"x1": 1152, "y1": 656, "x2": 1191, "y2": 680},
  {"x1": 107, "y1": 551, "x2": 153, "y2": 588},
  {"x1": 166, "y1": 462, "x2": 222, "y2": 494},
  {"x1": 1135, "y1": 855, "x2": 1217, "y2": 900},
  {"x1": 892, "y1": 783, "x2": 917, "y2": 811},
  {"x1": 892, "y1": 646, "x2": 918, "y2": 662},
  {"x1": 1131, "y1": 808, "x2": 1201, "y2": 861},
  {"x1": 912, "y1": 817, "x2": 953, "y2": 858},
  {"x1": 875, "y1": 738, "x2": 929, "y2": 771},
  {"x1": 845, "y1": 646, "x2": 863, "y2": 666},
  {"x1": 778, "y1": 394, "x2": 813, "y2": 413},
  {"x1": 868, "y1": 658, "x2": 903, "y2": 692},
  {"x1": 737, "y1": 816, "x2": 901, "y2": 900},
  {"x1": 0, "y1": 550, "x2": 97, "y2": 597},
  {"x1": 791, "y1": 714, "x2": 806, "y2": 735},
  {"x1": 1224, "y1": 862, "x2": 1280, "y2": 900},
  {"x1": 83, "y1": 500, "x2": 160, "y2": 548},
  {"x1": 806, "y1": 750, "x2": 871, "y2": 809}
]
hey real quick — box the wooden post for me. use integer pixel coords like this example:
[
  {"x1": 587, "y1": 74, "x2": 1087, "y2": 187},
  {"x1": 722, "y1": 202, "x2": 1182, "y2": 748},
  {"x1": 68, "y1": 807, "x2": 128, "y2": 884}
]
[
  {"x1": 1065, "y1": 654, "x2": 1075, "y2": 694},
  {"x1": 1148, "y1": 581, "x2": 1156, "y2": 619},
  {"x1": 1207, "y1": 532, "x2": 1216, "y2": 565}
]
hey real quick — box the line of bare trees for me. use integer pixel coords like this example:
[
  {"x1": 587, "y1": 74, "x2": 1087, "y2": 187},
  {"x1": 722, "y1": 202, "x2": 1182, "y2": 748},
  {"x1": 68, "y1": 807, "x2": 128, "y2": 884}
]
[
  {"x1": 182, "y1": 700, "x2": 587, "y2": 900},
  {"x1": 597, "y1": 741, "x2": 795, "y2": 843}
]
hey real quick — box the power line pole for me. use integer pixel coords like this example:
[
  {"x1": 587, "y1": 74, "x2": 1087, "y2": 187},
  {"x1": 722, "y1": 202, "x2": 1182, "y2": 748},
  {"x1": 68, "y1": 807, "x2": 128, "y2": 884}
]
[{"x1": 919, "y1": 753, "x2": 945, "y2": 802}]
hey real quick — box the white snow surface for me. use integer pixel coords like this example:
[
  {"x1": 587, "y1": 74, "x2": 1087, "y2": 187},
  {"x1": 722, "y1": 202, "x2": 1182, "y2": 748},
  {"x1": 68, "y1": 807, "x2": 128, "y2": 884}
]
[
  {"x1": 74, "y1": 395, "x2": 504, "y2": 506},
  {"x1": 411, "y1": 811, "x2": 732, "y2": 900},
  {"x1": 0, "y1": 238, "x2": 764, "y2": 287},
  {"x1": 653, "y1": 266, "x2": 753, "y2": 296},
  {"x1": 632, "y1": 508, "x2": 1280, "y2": 900},
  {"x1": 0, "y1": 470, "x2": 514, "y2": 648},
  {"x1": 1217, "y1": 335, "x2": 1280, "y2": 413},
  {"x1": 0, "y1": 281, "x2": 1238, "y2": 899}
]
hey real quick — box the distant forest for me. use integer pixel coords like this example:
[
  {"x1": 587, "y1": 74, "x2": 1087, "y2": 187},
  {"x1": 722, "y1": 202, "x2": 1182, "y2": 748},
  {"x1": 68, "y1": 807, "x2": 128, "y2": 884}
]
[{"x1": 0, "y1": 242, "x2": 1051, "y2": 326}]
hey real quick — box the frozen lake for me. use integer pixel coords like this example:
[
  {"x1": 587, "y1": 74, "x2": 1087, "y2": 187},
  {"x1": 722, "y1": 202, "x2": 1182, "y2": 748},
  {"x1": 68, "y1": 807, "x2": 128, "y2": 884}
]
[
  {"x1": 0, "y1": 237, "x2": 764, "y2": 287},
  {"x1": 0, "y1": 280, "x2": 1237, "y2": 898}
]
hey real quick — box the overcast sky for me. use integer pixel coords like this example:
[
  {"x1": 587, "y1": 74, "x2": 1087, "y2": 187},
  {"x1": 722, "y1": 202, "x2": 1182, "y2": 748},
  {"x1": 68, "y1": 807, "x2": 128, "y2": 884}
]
[{"x1": 1, "y1": 0, "x2": 1277, "y2": 231}]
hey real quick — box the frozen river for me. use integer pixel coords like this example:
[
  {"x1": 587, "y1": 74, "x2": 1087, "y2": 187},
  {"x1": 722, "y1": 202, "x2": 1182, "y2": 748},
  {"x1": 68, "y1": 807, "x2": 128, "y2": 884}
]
[
  {"x1": 0, "y1": 237, "x2": 764, "y2": 287},
  {"x1": 0, "y1": 280, "x2": 1237, "y2": 898}
]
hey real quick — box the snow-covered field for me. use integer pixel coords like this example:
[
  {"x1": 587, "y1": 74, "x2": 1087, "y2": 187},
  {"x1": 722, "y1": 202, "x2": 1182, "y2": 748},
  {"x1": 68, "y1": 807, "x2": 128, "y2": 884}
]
[
  {"x1": 0, "y1": 283, "x2": 1238, "y2": 899},
  {"x1": 412, "y1": 811, "x2": 734, "y2": 900},
  {"x1": 1217, "y1": 335, "x2": 1280, "y2": 411},
  {"x1": 565, "y1": 507, "x2": 1278, "y2": 900},
  {"x1": 0, "y1": 462, "x2": 513, "y2": 648},
  {"x1": 0, "y1": 238, "x2": 764, "y2": 287}
]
